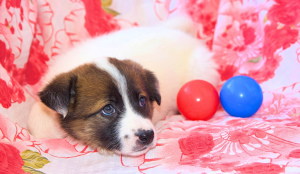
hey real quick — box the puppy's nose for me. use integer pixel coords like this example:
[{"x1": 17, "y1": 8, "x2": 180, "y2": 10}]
[{"x1": 136, "y1": 129, "x2": 154, "y2": 145}]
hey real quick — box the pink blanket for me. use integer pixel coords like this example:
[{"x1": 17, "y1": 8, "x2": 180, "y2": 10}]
[{"x1": 1, "y1": 0, "x2": 300, "y2": 173}]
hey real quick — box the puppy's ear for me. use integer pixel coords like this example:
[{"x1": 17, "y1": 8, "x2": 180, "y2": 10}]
[
  {"x1": 39, "y1": 73, "x2": 77, "y2": 117},
  {"x1": 145, "y1": 70, "x2": 161, "y2": 105}
]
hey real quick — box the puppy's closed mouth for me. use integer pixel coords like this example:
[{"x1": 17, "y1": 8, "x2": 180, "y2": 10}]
[
  {"x1": 136, "y1": 147, "x2": 148, "y2": 152},
  {"x1": 134, "y1": 142, "x2": 155, "y2": 152},
  {"x1": 135, "y1": 143, "x2": 156, "y2": 152}
]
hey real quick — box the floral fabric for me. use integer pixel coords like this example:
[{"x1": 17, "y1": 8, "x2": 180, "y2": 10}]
[{"x1": 1, "y1": 0, "x2": 300, "y2": 173}]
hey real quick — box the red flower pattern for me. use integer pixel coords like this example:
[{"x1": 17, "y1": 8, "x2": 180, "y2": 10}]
[
  {"x1": 179, "y1": 132, "x2": 214, "y2": 157},
  {"x1": 185, "y1": 0, "x2": 220, "y2": 48},
  {"x1": 242, "y1": 26, "x2": 256, "y2": 45},
  {"x1": 263, "y1": 23, "x2": 299, "y2": 58},
  {"x1": 247, "y1": 54, "x2": 283, "y2": 83},
  {"x1": 0, "y1": 40, "x2": 15, "y2": 73},
  {"x1": 267, "y1": 0, "x2": 300, "y2": 25},
  {"x1": 289, "y1": 149, "x2": 300, "y2": 158},
  {"x1": 0, "y1": 37, "x2": 49, "y2": 107},
  {"x1": 0, "y1": 79, "x2": 14, "y2": 109},
  {"x1": 0, "y1": 143, "x2": 25, "y2": 174},
  {"x1": 1, "y1": 39, "x2": 49, "y2": 87},
  {"x1": 0, "y1": 41, "x2": 26, "y2": 108},
  {"x1": 185, "y1": 0, "x2": 220, "y2": 36},
  {"x1": 0, "y1": 79, "x2": 25, "y2": 108},
  {"x1": 23, "y1": 39, "x2": 49, "y2": 85},
  {"x1": 213, "y1": 21, "x2": 264, "y2": 82},
  {"x1": 218, "y1": 64, "x2": 238, "y2": 81},
  {"x1": 234, "y1": 163, "x2": 285, "y2": 174},
  {"x1": 5, "y1": 0, "x2": 21, "y2": 9},
  {"x1": 212, "y1": 0, "x2": 300, "y2": 84},
  {"x1": 81, "y1": 0, "x2": 120, "y2": 37},
  {"x1": 0, "y1": 40, "x2": 6, "y2": 62}
]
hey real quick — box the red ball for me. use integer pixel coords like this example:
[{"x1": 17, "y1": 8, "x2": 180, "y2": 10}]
[{"x1": 177, "y1": 80, "x2": 219, "y2": 121}]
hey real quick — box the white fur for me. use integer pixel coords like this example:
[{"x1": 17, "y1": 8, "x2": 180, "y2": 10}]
[
  {"x1": 28, "y1": 102, "x2": 66, "y2": 139},
  {"x1": 28, "y1": 19, "x2": 220, "y2": 155}
]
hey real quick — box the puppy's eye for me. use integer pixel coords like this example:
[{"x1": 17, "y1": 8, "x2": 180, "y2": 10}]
[
  {"x1": 101, "y1": 104, "x2": 115, "y2": 116},
  {"x1": 139, "y1": 96, "x2": 146, "y2": 107}
]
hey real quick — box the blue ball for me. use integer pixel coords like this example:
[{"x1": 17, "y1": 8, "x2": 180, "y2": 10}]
[{"x1": 220, "y1": 75, "x2": 263, "y2": 118}]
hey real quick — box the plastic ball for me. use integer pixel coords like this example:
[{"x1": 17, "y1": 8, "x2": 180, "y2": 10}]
[
  {"x1": 177, "y1": 80, "x2": 219, "y2": 121},
  {"x1": 220, "y1": 75, "x2": 263, "y2": 118}
]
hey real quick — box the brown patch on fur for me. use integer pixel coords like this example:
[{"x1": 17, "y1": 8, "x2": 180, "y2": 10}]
[
  {"x1": 40, "y1": 63, "x2": 123, "y2": 150},
  {"x1": 109, "y1": 58, "x2": 146, "y2": 90},
  {"x1": 63, "y1": 64, "x2": 123, "y2": 150},
  {"x1": 67, "y1": 64, "x2": 118, "y2": 116}
]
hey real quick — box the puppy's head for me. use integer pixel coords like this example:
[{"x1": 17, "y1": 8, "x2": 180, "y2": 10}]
[{"x1": 39, "y1": 57, "x2": 161, "y2": 156}]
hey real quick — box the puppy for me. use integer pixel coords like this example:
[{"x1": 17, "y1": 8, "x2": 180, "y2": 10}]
[{"x1": 28, "y1": 19, "x2": 220, "y2": 156}]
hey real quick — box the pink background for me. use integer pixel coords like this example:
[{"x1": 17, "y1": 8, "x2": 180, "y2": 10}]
[{"x1": 1, "y1": 0, "x2": 300, "y2": 173}]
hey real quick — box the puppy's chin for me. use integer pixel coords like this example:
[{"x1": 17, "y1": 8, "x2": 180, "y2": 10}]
[{"x1": 114, "y1": 142, "x2": 157, "y2": 157}]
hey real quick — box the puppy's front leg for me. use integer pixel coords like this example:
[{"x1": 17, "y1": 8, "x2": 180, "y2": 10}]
[{"x1": 28, "y1": 102, "x2": 66, "y2": 139}]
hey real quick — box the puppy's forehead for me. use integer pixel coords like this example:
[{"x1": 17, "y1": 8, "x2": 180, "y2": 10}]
[
  {"x1": 108, "y1": 58, "x2": 146, "y2": 90},
  {"x1": 73, "y1": 58, "x2": 150, "y2": 118},
  {"x1": 71, "y1": 63, "x2": 123, "y2": 116},
  {"x1": 94, "y1": 57, "x2": 147, "y2": 98}
]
